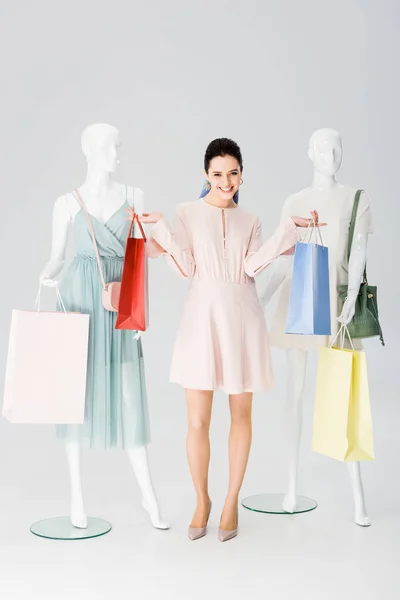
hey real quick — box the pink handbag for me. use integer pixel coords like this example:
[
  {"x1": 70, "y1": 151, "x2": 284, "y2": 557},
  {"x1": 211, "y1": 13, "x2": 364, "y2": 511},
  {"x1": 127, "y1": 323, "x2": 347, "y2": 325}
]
[{"x1": 73, "y1": 189, "x2": 123, "y2": 312}]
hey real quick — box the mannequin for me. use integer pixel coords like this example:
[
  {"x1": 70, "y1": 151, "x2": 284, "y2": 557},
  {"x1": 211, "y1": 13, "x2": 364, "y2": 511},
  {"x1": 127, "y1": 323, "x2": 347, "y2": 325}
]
[
  {"x1": 40, "y1": 123, "x2": 169, "y2": 530},
  {"x1": 261, "y1": 128, "x2": 373, "y2": 526}
]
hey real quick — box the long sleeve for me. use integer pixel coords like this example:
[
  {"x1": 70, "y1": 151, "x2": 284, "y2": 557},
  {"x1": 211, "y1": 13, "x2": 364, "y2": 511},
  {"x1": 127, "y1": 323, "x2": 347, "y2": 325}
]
[
  {"x1": 148, "y1": 208, "x2": 196, "y2": 279},
  {"x1": 244, "y1": 217, "x2": 298, "y2": 278}
]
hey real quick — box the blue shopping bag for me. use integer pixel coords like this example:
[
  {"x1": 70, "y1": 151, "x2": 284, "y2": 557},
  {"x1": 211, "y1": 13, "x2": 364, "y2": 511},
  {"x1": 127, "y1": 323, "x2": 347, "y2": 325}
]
[{"x1": 285, "y1": 241, "x2": 331, "y2": 335}]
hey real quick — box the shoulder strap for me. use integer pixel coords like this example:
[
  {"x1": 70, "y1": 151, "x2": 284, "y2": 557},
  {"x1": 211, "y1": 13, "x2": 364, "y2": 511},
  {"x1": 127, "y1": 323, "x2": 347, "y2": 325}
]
[
  {"x1": 347, "y1": 190, "x2": 362, "y2": 261},
  {"x1": 73, "y1": 189, "x2": 107, "y2": 289},
  {"x1": 73, "y1": 189, "x2": 146, "y2": 287},
  {"x1": 348, "y1": 189, "x2": 367, "y2": 283}
]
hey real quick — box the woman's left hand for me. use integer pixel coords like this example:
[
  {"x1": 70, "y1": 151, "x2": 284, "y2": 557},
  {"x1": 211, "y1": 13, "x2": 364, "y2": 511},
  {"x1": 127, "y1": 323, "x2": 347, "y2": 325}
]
[{"x1": 291, "y1": 210, "x2": 327, "y2": 228}]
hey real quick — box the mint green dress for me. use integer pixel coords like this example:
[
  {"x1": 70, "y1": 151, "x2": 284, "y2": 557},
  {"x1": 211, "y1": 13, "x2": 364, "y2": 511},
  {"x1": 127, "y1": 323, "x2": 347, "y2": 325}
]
[{"x1": 57, "y1": 193, "x2": 150, "y2": 450}]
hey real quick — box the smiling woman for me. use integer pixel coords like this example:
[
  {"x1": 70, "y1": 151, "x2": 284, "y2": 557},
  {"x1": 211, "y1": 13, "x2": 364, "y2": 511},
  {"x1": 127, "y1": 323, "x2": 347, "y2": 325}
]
[
  {"x1": 133, "y1": 137, "x2": 323, "y2": 543},
  {"x1": 199, "y1": 138, "x2": 243, "y2": 204}
]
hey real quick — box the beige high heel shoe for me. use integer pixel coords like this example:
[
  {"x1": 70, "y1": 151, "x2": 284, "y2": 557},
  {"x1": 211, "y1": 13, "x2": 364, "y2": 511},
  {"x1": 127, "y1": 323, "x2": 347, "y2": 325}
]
[
  {"x1": 188, "y1": 501, "x2": 212, "y2": 541},
  {"x1": 218, "y1": 505, "x2": 238, "y2": 543}
]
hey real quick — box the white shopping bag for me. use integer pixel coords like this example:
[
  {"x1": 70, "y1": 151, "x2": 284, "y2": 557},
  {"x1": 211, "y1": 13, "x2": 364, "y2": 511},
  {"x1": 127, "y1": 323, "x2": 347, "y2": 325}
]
[{"x1": 2, "y1": 287, "x2": 89, "y2": 424}]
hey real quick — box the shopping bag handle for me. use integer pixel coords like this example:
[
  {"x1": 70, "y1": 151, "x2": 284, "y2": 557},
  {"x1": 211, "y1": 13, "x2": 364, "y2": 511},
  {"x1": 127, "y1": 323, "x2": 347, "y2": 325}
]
[
  {"x1": 330, "y1": 323, "x2": 355, "y2": 350},
  {"x1": 127, "y1": 212, "x2": 147, "y2": 242},
  {"x1": 305, "y1": 215, "x2": 325, "y2": 247},
  {"x1": 36, "y1": 283, "x2": 67, "y2": 314}
]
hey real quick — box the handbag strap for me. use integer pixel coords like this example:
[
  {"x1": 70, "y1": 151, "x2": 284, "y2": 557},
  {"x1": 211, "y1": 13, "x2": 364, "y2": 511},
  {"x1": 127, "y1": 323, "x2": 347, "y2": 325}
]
[
  {"x1": 347, "y1": 189, "x2": 367, "y2": 283},
  {"x1": 73, "y1": 189, "x2": 107, "y2": 289},
  {"x1": 73, "y1": 189, "x2": 146, "y2": 289}
]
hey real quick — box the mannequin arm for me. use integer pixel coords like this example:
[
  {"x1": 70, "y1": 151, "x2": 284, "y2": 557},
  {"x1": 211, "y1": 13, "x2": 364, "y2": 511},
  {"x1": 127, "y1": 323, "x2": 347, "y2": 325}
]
[
  {"x1": 40, "y1": 196, "x2": 71, "y2": 285},
  {"x1": 259, "y1": 255, "x2": 292, "y2": 308},
  {"x1": 337, "y1": 233, "x2": 368, "y2": 325}
]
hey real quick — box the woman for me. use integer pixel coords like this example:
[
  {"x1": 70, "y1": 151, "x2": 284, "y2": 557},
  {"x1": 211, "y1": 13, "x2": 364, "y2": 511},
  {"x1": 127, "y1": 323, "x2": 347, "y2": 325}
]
[{"x1": 132, "y1": 138, "x2": 324, "y2": 542}]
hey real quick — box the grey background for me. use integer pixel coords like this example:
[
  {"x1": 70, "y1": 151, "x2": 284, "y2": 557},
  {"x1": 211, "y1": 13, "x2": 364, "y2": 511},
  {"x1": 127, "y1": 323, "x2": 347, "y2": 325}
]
[{"x1": 0, "y1": 1, "x2": 398, "y2": 599}]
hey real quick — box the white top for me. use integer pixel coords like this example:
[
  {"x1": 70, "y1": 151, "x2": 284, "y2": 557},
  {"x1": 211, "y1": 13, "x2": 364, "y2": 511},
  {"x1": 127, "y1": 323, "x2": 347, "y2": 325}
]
[{"x1": 269, "y1": 184, "x2": 373, "y2": 350}]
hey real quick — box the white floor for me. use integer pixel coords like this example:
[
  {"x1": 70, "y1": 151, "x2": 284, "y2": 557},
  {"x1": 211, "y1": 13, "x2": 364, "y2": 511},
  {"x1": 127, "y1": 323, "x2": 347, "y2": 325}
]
[
  {"x1": 0, "y1": 356, "x2": 398, "y2": 600},
  {"x1": 0, "y1": 1, "x2": 398, "y2": 597}
]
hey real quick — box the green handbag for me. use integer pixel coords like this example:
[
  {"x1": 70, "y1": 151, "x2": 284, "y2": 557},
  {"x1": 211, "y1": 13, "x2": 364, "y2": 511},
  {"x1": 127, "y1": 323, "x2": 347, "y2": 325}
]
[{"x1": 337, "y1": 189, "x2": 384, "y2": 346}]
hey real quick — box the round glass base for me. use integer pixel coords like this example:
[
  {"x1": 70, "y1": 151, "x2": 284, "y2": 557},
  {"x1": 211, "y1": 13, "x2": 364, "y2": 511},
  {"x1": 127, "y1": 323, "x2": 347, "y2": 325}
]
[
  {"x1": 242, "y1": 493, "x2": 318, "y2": 515},
  {"x1": 30, "y1": 517, "x2": 112, "y2": 540}
]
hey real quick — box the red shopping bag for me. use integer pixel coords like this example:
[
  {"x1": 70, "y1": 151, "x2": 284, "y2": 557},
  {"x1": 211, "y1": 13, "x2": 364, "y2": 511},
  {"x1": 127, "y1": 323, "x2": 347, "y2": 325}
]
[{"x1": 115, "y1": 213, "x2": 149, "y2": 331}]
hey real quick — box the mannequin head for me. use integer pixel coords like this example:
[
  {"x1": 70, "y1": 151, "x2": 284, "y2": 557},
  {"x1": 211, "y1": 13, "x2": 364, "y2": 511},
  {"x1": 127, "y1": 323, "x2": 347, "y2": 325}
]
[
  {"x1": 81, "y1": 123, "x2": 120, "y2": 173},
  {"x1": 308, "y1": 128, "x2": 343, "y2": 176}
]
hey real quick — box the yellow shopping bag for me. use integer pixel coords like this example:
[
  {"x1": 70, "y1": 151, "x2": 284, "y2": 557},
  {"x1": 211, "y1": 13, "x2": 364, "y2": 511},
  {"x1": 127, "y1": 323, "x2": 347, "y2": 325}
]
[{"x1": 312, "y1": 326, "x2": 374, "y2": 462}]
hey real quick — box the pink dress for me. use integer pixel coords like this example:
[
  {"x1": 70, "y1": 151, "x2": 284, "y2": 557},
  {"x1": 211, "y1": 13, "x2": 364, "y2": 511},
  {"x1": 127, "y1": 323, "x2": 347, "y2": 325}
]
[{"x1": 149, "y1": 199, "x2": 298, "y2": 394}]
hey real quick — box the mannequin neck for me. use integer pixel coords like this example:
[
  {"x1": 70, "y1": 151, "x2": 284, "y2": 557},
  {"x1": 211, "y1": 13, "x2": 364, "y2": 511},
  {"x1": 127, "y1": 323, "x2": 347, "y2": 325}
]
[
  {"x1": 81, "y1": 164, "x2": 114, "y2": 197},
  {"x1": 311, "y1": 170, "x2": 338, "y2": 191}
]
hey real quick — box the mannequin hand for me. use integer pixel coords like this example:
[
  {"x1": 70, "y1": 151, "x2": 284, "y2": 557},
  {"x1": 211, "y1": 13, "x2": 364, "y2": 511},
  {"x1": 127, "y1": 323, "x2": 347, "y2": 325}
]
[
  {"x1": 337, "y1": 292, "x2": 358, "y2": 325},
  {"x1": 291, "y1": 210, "x2": 327, "y2": 228},
  {"x1": 39, "y1": 274, "x2": 59, "y2": 288}
]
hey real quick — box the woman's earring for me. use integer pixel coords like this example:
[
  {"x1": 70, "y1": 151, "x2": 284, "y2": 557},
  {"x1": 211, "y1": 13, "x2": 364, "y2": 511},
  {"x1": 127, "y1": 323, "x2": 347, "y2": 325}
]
[
  {"x1": 240, "y1": 178, "x2": 244, "y2": 185},
  {"x1": 206, "y1": 180, "x2": 211, "y2": 190}
]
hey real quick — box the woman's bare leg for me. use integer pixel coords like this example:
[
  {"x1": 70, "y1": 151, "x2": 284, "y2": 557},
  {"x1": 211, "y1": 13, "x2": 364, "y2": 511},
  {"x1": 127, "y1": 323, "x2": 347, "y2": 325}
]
[
  {"x1": 185, "y1": 389, "x2": 214, "y2": 527},
  {"x1": 220, "y1": 392, "x2": 253, "y2": 530}
]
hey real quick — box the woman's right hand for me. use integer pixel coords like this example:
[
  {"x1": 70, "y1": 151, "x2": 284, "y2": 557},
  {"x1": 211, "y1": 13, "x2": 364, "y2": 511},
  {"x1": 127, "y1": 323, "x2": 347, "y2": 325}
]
[
  {"x1": 126, "y1": 208, "x2": 164, "y2": 224},
  {"x1": 139, "y1": 212, "x2": 164, "y2": 224}
]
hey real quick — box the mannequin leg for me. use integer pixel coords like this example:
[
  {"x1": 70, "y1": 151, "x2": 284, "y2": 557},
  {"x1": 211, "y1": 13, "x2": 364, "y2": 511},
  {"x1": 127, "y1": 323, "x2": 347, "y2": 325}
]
[
  {"x1": 126, "y1": 446, "x2": 170, "y2": 530},
  {"x1": 65, "y1": 440, "x2": 87, "y2": 529},
  {"x1": 347, "y1": 462, "x2": 371, "y2": 527},
  {"x1": 282, "y1": 349, "x2": 308, "y2": 513}
]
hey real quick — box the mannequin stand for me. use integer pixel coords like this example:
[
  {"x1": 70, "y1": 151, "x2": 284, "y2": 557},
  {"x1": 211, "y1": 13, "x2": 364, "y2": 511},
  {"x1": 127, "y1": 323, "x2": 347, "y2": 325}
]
[
  {"x1": 30, "y1": 517, "x2": 112, "y2": 540},
  {"x1": 242, "y1": 493, "x2": 317, "y2": 515}
]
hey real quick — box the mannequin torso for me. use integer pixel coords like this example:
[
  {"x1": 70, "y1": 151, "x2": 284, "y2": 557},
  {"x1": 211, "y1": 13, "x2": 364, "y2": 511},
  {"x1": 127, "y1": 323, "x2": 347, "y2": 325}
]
[
  {"x1": 269, "y1": 182, "x2": 372, "y2": 350},
  {"x1": 40, "y1": 123, "x2": 169, "y2": 530},
  {"x1": 41, "y1": 182, "x2": 145, "y2": 285},
  {"x1": 65, "y1": 182, "x2": 130, "y2": 223},
  {"x1": 260, "y1": 129, "x2": 373, "y2": 526}
]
